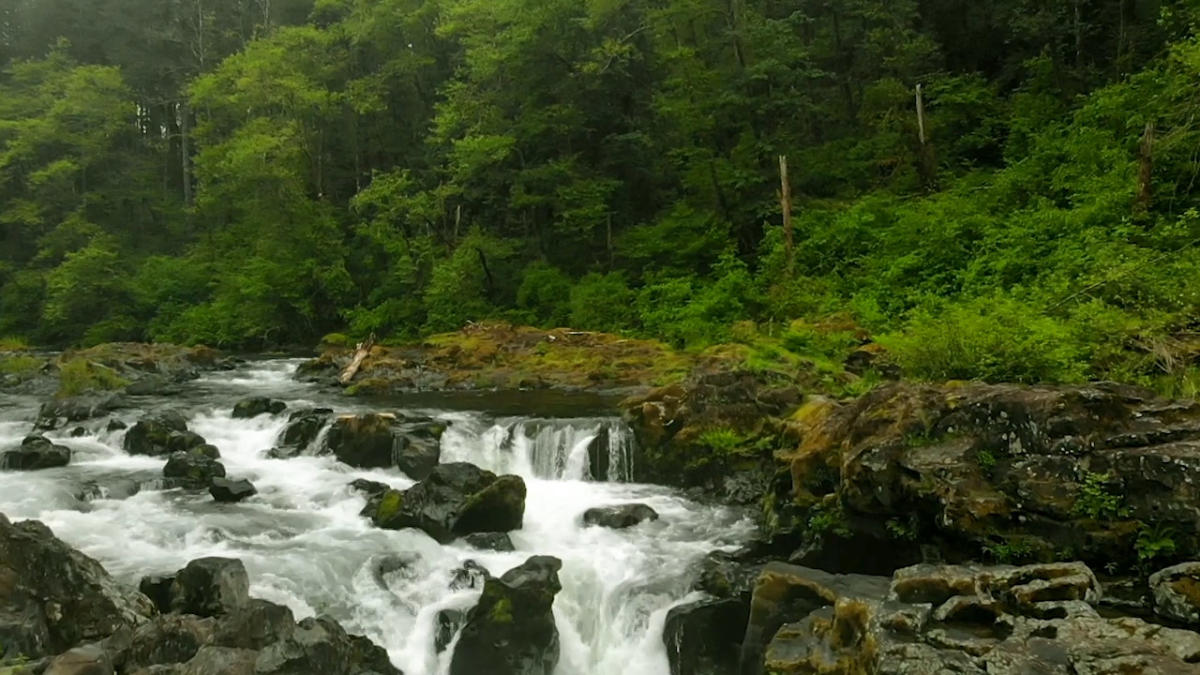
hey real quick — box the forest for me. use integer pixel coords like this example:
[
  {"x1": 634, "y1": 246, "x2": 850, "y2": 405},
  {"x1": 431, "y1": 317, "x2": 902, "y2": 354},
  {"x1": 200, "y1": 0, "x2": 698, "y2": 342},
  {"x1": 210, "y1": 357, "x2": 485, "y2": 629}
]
[{"x1": 2, "y1": 0, "x2": 1200, "y2": 394}]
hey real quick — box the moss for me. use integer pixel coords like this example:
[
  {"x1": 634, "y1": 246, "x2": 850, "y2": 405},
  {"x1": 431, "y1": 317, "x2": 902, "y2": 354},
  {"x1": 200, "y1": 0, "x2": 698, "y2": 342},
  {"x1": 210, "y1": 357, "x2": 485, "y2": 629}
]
[
  {"x1": 375, "y1": 490, "x2": 404, "y2": 524},
  {"x1": 345, "y1": 378, "x2": 393, "y2": 396},
  {"x1": 488, "y1": 596, "x2": 514, "y2": 624},
  {"x1": 56, "y1": 358, "x2": 129, "y2": 398},
  {"x1": 0, "y1": 355, "x2": 43, "y2": 379},
  {"x1": 0, "y1": 336, "x2": 29, "y2": 352},
  {"x1": 320, "y1": 332, "x2": 353, "y2": 348}
]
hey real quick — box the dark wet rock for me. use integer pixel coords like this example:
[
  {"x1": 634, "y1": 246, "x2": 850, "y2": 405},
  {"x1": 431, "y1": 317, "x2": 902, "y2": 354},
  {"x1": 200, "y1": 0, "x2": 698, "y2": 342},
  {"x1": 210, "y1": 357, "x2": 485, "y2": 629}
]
[
  {"x1": 462, "y1": 532, "x2": 515, "y2": 552},
  {"x1": 582, "y1": 503, "x2": 658, "y2": 529},
  {"x1": 168, "y1": 558, "x2": 249, "y2": 617},
  {"x1": 253, "y1": 615, "x2": 400, "y2": 675},
  {"x1": 106, "y1": 419, "x2": 127, "y2": 432},
  {"x1": 664, "y1": 599, "x2": 748, "y2": 675},
  {"x1": 274, "y1": 408, "x2": 333, "y2": 456},
  {"x1": 124, "y1": 374, "x2": 180, "y2": 397},
  {"x1": 450, "y1": 556, "x2": 562, "y2": 675},
  {"x1": 369, "y1": 463, "x2": 525, "y2": 544},
  {"x1": 231, "y1": 397, "x2": 287, "y2": 419},
  {"x1": 166, "y1": 432, "x2": 208, "y2": 454},
  {"x1": 1150, "y1": 562, "x2": 1200, "y2": 627},
  {"x1": 162, "y1": 450, "x2": 226, "y2": 490},
  {"x1": 370, "y1": 553, "x2": 422, "y2": 590},
  {"x1": 348, "y1": 479, "x2": 391, "y2": 498},
  {"x1": 324, "y1": 413, "x2": 444, "y2": 478},
  {"x1": 36, "y1": 393, "x2": 122, "y2": 430},
  {"x1": 0, "y1": 514, "x2": 153, "y2": 659},
  {"x1": 2, "y1": 435, "x2": 71, "y2": 470},
  {"x1": 449, "y1": 561, "x2": 489, "y2": 591},
  {"x1": 139, "y1": 575, "x2": 176, "y2": 615},
  {"x1": 123, "y1": 615, "x2": 216, "y2": 672},
  {"x1": 70, "y1": 426, "x2": 88, "y2": 437},
  {"x1": 123, "y1": 412, "x2": 189, "y2": 456},
  {"x1": 209, "y1": 478, "x2": 256, "y2": 503},
  {"x1": 738, "y1": 560, "x2": 1200, "y2": 675},
  {"x1": 210, "y1": 599, "x2": 295, "y2": 650},
  {"x1": 695, "y1": 550, "x2": 760, "y2": 602},
  {"x1": 75, "y1": 478, "x2": 141, "y2": 503},
  {"x1": 435, "y1": 609, "x2": 466, "y2": 653}
]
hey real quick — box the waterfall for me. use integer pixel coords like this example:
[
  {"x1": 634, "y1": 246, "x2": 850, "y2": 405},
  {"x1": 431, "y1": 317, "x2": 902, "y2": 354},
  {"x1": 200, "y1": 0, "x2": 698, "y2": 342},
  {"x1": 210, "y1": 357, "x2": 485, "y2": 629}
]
[{"x1": 442, "y1": 417, "x2": 634, "y2": 482}]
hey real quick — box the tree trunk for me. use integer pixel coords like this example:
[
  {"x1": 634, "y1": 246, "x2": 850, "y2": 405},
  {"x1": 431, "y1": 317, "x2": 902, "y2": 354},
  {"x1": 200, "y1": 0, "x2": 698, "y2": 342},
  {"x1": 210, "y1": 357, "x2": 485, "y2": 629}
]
[
  {"x1": 1137, "y1": 121, "x2": 1154, "y2": 213},
  {"x1": 779, "y1": 155, "x2": 793, "y2": 276},
  {"x1": 915, "y1": 84, "x2": 937, "y2": 190},
  {"x1": 181, "y1": 101, "x2": 193, "y2": 207}
]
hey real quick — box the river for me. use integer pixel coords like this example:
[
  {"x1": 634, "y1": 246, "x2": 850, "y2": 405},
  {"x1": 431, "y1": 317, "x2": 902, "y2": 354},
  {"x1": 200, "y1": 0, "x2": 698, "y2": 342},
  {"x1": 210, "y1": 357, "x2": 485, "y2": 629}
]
[{"x1": 0, "y1": 359, "x2": 753, "y2": 674}]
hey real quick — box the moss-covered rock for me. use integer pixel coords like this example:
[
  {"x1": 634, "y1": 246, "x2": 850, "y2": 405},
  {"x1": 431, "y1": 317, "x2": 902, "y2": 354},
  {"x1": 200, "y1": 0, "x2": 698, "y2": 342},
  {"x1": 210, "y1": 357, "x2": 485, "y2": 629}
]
[{"x1": 366, "y1": 462, "x2": 526, "y2": 543}]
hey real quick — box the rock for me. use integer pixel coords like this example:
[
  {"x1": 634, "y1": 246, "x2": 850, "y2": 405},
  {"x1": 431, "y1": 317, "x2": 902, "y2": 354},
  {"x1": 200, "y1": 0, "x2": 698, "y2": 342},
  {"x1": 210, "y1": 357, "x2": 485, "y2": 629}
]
[
  {"x1": 449, "y1": 561, "x2": 489, "y2": 591},
  {"x1": 210, "y1": 599, "x2": 295, "y2": 650},
  {"x1": 254, "y1": 616, "x2": 400, "y2": 675},
  {"x1": 166, "y1": 431, "x2": 208, "y2": 454},
  {"x1": 138, "y1": 575, "x2": 176, "y2": 614},
  {"x1": 738, "y1": 560, "x2": 1200, "y2": 675},
  {"x1": 44, "y1": 643, "x2": 114, "y2": 675},
  {"x1": 106, "y1": 419, "x2": 127, "y2": 432},
  {"x1": 772, "y1": 382, "x2": 1200, "y2": 574},
  {"x1": 348, "y1": 479, "x2": 391, "y2": 497},
  {"x1": 324, "y1": 413, "x2": 444, "y2": 478},
  {"x1": 75, "y1": 478, "x2": 141, "y2": 503},
  {"x1": 462, "y1": 532, "x2": 515, "y2": 552},
  {"x1": 123, "y1": 411, "x2": 189, "y2": 456},
  {"x1": 369, "y1": 463, "x2": 525, "y2": 543},
  {"x1": 1150, "y1": 562, "x2": 1200, "y2": 626},
  {"x1": 274, "y1": 408, "x2": 333, "y2": 455},
  {"x1": 123, "y1": 615, "x2": 216, "y2": 672},
  {"x1": 123, "y1": 374, "x2": 178, "y2": 396},
  {"x1": 209, "y1": 478, "x2": 256, "y2": 503},
  {"x1": 0, "y1": 514, "x2": 153, "y2": 659},
  {"x1": 175, "y1": 646, "x2": 257, "y2": 675},
  {"x1": 162, "y1": 450, "x2": 226, "y2": 489},
  {"x1": 1, "y1": 435, "x2": 71, "y2": 470},
  {"x1": 581, "y1": 503, "x2": 658, "y2": 529},
  {"x1": 70, "y1": 426, "x2": 88, "y2": 437},
  {"x1": 36, "y1": 393, "x2": 121, "y2": 430},
  {"x1": 231, "y1": 397, "x2": 286, "y2": 419},
  {"x1": 450, "y1": 556, "x2": 562, "y2": 675},
  {"x1": 663, "y1": 599, "x2": 748, "y2": 675},
  {"x1": 694, "y1": 550, "x2": 760, "y2": 602},
  {"x1": 435, "y1": 609, "x2": 466, "y2": 653},
  {"x1": 168, "y1": 557, "x2": 249, "y2": 617}
]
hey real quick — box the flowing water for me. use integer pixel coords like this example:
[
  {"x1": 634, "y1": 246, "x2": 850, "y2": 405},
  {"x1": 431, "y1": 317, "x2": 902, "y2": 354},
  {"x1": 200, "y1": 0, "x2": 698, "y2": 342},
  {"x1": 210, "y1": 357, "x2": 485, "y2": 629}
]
[{"x1": 0, "y1": 360, "x2": 753, "y2": 674}]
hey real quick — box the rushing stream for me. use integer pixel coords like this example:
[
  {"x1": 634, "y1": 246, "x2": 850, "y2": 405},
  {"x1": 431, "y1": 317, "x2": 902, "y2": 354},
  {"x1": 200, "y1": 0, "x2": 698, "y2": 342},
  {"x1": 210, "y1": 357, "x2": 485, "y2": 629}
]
[{"x1": 0, "y1": 359, "x2": 753, "y2": 674}]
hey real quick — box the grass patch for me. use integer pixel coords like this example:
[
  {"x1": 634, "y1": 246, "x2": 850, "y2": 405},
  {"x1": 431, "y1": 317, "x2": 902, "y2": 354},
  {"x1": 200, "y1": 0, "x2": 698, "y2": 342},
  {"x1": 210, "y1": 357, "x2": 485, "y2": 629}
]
[
  {"x1": 0, "y1": 336, "x2": 29, "y2": 352},
  {"x1": 0, "y1": 355, "x2": 43, "y2": 379},
  {"x1": 56, "y1": 358, "x2": 129, "y2": 398}
]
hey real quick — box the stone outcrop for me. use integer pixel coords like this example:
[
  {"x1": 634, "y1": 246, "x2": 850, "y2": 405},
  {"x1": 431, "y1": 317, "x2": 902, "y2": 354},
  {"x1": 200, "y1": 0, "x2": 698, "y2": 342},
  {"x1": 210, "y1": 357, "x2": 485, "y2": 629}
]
[
  {"x1": 365, "y1": 462, "x2": 525, "y2": 543},
  {"x1": 768, "y1": 382, "x2": 1200, "y2": 574},
  {"x1": 162, "y1": 448, "x2": 226, "y2": 490},
  {"x1": 268, "y1": 408, "x2": 334, "y2": 458},
  {"x1": 729, "y1": 561, "x2": 1200, "y2": 675},
  {"x1": 450, "y1": 556, "x2": 562, "y2": 675},
  {"x1": 1150, "y1": 562, "x2": 1200, "y2": 627},
  {"x1": 123, "y1": 411, "x2": 195, "y2": 457},
  {"x1": 209, "y1": 478, "x2": 256, "y2": 503},
  {"x1": 231, "y1": 397, "x2": 286, "y2": 419}
]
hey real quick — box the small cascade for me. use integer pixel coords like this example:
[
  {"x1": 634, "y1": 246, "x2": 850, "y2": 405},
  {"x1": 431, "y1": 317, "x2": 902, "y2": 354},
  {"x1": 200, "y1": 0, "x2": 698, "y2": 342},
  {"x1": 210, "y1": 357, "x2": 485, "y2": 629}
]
[{"x1": 445, "y1": 417, "x2": 635, "y2": 482}]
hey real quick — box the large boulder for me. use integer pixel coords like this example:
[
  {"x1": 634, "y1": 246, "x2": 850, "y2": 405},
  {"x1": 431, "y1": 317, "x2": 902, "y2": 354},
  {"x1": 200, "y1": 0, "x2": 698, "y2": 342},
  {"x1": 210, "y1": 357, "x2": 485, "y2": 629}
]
[
  {"x1": 168, "y1": 558, "x2": 249, "y2": 617},
  {"x1": 664, "y1": 599, "x2": 749, "y2": 675},
  {"x1": 35, "y1": 393, "x2": 122, "y2": 430},
  {"x1": 210, "y1": 599, "x2": 295, "y2": 650},
  {"x1": 209, "y1": 478, "x2": 256, "y2": 503},
  {"x1": 582, "y1": 503, "x2": 658, "y2": 529},
  {"x1": 0, "y1": 515, "x2": 153, "y2": 659},
  {"x1": 368, "y1": 463, "x2": 525, "y2": 543},
  {"x1": 1150, "y1": 562, "x2": 1200, "y2": 627},
  {"x1": 123, "y1": 614, "x2": 216, "y2": 672},
  {"x1": 231, "y1": 397, "x2": 286, "y2": 419},
  {"x1": 162, "y1": 450, "x2": 226, "y2": 490},
  {"x1": 270, "y1": 408, "x2": 334, "y2": 458},
  {"x1": 771, "y1": 383, "x2": 1200, "y2": 574},
  {"x1": 254, "y1": 616, "x2": 400, "y2": 675},
  {"x1": 462, "y1": 532, "x2": 515, "y2": 552},
  {"x1": 1, "y1": 435, "x2": 71, "y2": 470},
  {"x1": 324, "y1": 413, "x2": 444, "y2": 478},
  {"x1": 736, "y1": 560, "x2": 1200, "y2": 675},
  {"x1": 123, "y1": 411, "x2": 191, "y2": 457},
  {"x1": 450, "y1": 556, "x2": 562, "y2": 675}
]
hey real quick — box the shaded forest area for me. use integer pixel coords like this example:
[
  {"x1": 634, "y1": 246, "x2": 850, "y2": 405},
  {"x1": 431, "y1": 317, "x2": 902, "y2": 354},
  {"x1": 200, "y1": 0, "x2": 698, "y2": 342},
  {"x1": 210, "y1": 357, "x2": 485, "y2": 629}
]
[{"x1": 2, "y1": 0, "x2": 1200, "y2": 393}]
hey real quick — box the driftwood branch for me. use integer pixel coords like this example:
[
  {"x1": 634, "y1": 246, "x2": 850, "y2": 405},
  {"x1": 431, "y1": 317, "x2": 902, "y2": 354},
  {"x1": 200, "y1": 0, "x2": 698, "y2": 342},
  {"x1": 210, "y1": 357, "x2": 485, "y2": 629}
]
[{"x1": 339, "y1": 333, "x2": 376, "y2": 385}]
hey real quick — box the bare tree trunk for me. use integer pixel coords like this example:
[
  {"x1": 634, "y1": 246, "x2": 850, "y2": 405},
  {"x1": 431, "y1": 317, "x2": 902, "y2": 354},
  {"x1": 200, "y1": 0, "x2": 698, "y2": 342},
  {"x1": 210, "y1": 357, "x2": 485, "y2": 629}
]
[
  {"x1": 916, "y1": 84, "x2": 937, "y2": 190},
  {"x1": 778, "y1": 155, "x2": 793, "y2": 276},
  {"x1": 181, "y1": 101, "x2": 193, "y2": 206},
  {"x1": 1137, "y1": 121, "x2": 1155, "y2": 213}
]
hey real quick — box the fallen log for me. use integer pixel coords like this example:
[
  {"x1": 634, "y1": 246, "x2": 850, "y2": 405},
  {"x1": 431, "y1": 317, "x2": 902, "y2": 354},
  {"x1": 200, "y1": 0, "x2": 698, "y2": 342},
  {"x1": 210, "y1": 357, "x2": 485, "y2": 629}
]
[{"x1": 339, "y1": 333, "x2": 376, "y2": 385}]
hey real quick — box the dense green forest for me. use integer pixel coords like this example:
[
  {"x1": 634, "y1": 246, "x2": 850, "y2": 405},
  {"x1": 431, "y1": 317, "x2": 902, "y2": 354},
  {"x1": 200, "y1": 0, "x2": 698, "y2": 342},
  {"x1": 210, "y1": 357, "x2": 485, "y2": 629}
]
[{"x1": 2, "y1": 0, "x2": 1200, "y2": 393}]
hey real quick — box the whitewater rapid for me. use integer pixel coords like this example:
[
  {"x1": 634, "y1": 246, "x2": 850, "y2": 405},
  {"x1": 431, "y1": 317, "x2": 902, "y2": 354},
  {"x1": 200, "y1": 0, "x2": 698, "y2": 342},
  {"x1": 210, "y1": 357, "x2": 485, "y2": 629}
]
[{"x1": 0, "y1": 360, "x2": 753, "y2": 674}]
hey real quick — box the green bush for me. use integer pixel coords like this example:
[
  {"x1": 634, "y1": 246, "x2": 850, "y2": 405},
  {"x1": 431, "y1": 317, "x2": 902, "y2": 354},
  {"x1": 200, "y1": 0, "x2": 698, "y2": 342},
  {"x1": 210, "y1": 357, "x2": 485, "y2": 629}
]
[
  {"x1": 516, "y1": 262, "x2": 571, "y2": 327},
  {"x1": 568, "y1": 272, "x2": 637, "y2": 333},
  {"x1": 56, "y1": 358, "x2": 129, "y2": 398},
  {"x1": 881, "y1": 296, "x2": 1089, "y2": 383}
]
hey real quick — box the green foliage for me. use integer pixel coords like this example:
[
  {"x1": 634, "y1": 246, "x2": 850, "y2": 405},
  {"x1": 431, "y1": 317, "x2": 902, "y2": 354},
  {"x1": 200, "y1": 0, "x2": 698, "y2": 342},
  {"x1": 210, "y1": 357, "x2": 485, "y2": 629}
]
[
  {"x1": 696, "y1": 428, "x2": 749, "y2": 455},
  {"x1": 1072, "y1": 472, "x2": 1132, "y2": 521},
  {"x1": 885, "y1": 517, "x2": 919, "y2": 541},
  {"x1": 0, "y1": 355, "x2": 42, "y2": 379},
  {"x1": 0, "y1": 337, "x2": 29, "y2": 352},
  {"x1": 56, "y1": 358, "x2": 128, "y2": 398},
  {"x1": 568, "y1": 273, "x2": 636, "y2": 334},
  {"x1": 982, "y1": 537, "x2": 1035, "y2": 564},
  {"x1": 1135, "y1": 523, "x2": 1178, "y2": 566},
  {"x1": 806, "y1": 502, "x2": 852, "y2": 539},
  {"x1": 976, "y1": 449, "x2": 998, "y2": 476}
]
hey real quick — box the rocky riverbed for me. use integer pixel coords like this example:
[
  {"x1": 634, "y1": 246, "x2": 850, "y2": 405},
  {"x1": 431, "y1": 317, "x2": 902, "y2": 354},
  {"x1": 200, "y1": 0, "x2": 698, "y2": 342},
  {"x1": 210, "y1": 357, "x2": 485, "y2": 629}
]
[{"x1": 4, "y1": 339, "x2": 1200, "y2": 674}]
